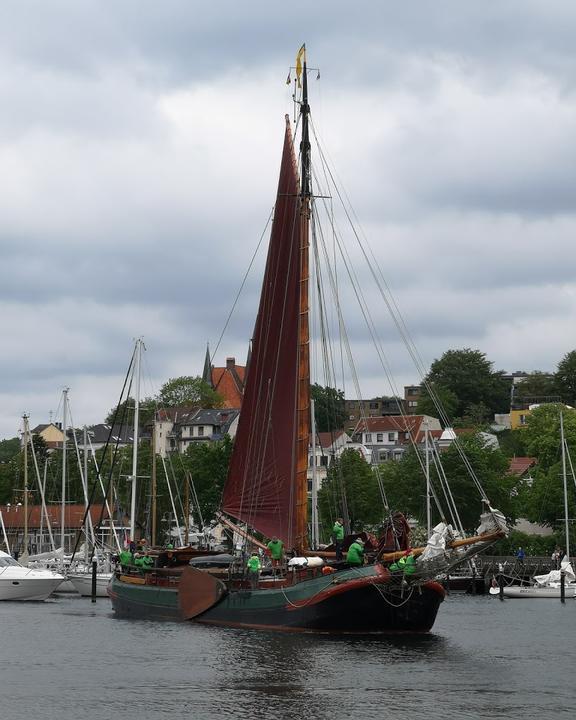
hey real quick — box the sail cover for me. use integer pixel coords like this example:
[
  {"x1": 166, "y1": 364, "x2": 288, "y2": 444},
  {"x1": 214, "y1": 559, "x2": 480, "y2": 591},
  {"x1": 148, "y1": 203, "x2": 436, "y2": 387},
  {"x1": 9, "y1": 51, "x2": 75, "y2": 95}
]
[{"x1": 221, "y1": 118, "x2": 303, "y2": 548}]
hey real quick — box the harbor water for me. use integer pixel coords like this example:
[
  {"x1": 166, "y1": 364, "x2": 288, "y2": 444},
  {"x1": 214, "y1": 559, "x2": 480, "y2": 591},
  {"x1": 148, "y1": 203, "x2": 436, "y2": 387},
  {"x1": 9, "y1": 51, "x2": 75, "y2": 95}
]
[{"x1": 1, "y1": 592, "x2": 575, "y2": 719}]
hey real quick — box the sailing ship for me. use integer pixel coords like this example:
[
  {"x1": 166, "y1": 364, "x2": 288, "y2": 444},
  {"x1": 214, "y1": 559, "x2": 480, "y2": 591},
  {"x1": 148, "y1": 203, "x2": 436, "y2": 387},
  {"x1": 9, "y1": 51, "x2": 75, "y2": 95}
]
[{"x1": 109, "y1": 47, "x2": 507, "y2": 631}]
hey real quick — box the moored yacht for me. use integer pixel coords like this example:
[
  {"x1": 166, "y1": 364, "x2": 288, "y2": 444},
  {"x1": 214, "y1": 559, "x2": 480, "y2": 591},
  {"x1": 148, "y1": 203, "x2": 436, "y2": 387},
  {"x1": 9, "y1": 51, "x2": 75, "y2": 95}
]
[{"x1": 0, "y1": 550, "x2": 64, "y2": 601}]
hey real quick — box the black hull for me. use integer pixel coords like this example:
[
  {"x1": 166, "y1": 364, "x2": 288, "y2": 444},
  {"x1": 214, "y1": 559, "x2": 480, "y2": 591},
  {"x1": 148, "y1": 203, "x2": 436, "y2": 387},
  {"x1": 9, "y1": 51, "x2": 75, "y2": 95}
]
[
  {"x1": 196, "y1": 582, "x2": 444, "y2": 634},
  {"x1": 110, "y1": 565, "x2": 446, "y2": 634},
  {"x1": 187, "y1": 565, "x2": 446, "y2": 634}
]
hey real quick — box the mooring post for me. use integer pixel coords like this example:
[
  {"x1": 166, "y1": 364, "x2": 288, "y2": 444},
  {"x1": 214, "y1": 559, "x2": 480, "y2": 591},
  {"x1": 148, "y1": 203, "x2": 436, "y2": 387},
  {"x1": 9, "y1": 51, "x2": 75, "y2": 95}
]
[
  {"x1": 560, "y1": 570, "x2": 565, "y2": 604},
  {"x1": 499, "y1": 572, "x2": 504, "y2": 601},
  {"x1": 91, "y1": 559, "x2": 97, "y2": 603}
]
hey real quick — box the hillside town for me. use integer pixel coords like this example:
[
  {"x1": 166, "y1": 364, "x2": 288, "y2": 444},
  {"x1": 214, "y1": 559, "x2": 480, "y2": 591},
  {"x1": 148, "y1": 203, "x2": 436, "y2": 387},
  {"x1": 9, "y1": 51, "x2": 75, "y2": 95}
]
[{"x1": 2, "y1": 347, "x2": 575, "y2": 559}]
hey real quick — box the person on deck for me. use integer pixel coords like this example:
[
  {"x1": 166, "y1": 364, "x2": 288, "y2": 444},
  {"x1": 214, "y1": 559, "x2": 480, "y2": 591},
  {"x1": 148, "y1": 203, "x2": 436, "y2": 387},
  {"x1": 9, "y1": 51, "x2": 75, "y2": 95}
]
[
  {"x1": 118, "y1": 548, "x2": 133, "y2": 571},
  {"x1": 333, "y1": 518, "x2": 345, "y2": 561},
  {"x1": 267, "y1": 537, "x2": 284, "y2": 569},
  {"x1": 516, "y1": 547, "x2": 525, "y2": 565},
  {"x1": 346, "y1": 538, "x2": 365, "y2": 567},
  {"x1": 247, "y1": 551, "x2": 261, "y2": 589}
]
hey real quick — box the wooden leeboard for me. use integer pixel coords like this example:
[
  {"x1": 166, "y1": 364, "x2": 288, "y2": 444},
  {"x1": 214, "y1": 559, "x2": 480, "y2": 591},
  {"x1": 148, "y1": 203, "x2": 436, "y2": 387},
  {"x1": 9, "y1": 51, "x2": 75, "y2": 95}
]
[{"x1": 178, "y1": 566, "x2": 227, "y2": 620}]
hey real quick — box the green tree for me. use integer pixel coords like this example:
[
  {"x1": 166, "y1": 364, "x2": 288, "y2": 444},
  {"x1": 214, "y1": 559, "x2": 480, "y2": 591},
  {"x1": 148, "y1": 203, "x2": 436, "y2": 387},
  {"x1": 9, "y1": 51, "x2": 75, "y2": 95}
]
[
  {"x1": 524, "y1": 459, "x2": 575, "y2": 535},
  {"x1": 318, "y1": 449, "x2": 384, "y2": 535},
  {"x1": 422, "y1": 348, "x2": 510, "y2": 420},
  {"x1": 519, "y1": 404, "x2": 576, "y2": 473},
  {"x1": 513, "y1": 372, "x2": 557, "y2": 401},
  {"x1": 433, "y1": 434, "x2": 516, "y2": 531},
  {"x1": 380, "y1": 435, "x2": 515, "y2": 532},
  {"x1": 105, "y1": 396, "x2": 156, "y2": 426},
  {"x1": 456, "y1": 401, "x2": 492, "y2": 428},
  {"x1": 0, "y1": 437, "x2": 19, "y2": 463},
  {"x1": 0, "y1": 436, "x2": 51, "y2": 505},
  {"x1": 310, "y1": 383, "x2": 346, "y2": 432},
  {"x1": 416, "y1": 383, "x2": 458, "y2": 424},
  {"x1": 182, "y1": 436, "x2": 233, "y2": 524},
  {"x1": 158, "y1": 376, "x2": 223, "y2": 409},
  {"x1": 555, "y1": 351, "x2": 576, "y2": 405}
]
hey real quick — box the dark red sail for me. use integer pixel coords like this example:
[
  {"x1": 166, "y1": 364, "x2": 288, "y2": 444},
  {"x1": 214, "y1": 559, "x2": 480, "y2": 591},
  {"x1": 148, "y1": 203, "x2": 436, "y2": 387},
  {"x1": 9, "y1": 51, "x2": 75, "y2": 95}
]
[{"x1": 221, "y1": 117, "x2": 307, "y2": 550}]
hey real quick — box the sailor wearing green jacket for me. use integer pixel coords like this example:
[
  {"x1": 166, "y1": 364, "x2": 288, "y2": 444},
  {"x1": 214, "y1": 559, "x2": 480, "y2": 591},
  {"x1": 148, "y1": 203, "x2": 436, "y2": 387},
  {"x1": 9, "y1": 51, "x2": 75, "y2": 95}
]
[
  {"x1": 333, "y1": 518, "x2": 345, "y2": 561},
  {"x1": 389, "y1": 553, "x2": 417, "y2": 575},
  {"x1": 119, "y1": 549, "x2": 133, "y2": 570},
  {"x1": 247, "y1": 552, "x2": 262, "y2": 589},
  {"x1": 346, "y1": 538, "x2": 365, "y2": 566}
]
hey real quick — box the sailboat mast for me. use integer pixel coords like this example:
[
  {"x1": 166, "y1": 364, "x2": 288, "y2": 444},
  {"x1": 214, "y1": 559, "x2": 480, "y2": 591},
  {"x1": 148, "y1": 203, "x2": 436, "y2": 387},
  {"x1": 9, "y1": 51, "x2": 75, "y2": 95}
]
[
  {"x1": 130, "y1": 339, "x2": 142, "y2": 543},
  {"x1": 560, "y1": 409, "x2": 571, "y2": 559},
  {"x1": 295, "y1": 50, "x2": 311, "y2": 551},
  {"x1": 61, "y1": 388, "x2": 68, "y2": 557},
  {"x1": 22, "y1": 414, "x2": 29, "y2": 562}
]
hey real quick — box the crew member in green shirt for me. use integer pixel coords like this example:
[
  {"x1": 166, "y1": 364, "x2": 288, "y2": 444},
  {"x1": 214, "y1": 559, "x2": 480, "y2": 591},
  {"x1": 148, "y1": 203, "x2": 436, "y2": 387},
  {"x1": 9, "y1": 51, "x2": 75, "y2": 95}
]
[
  {"x1": 333, "y1": 518, "x2": 344, "y2": 561},
  {"x1": 246, "y1": 552, "x2": 262, "y2": 589},
  {"x1": 346, "y1": 538, "x2": 365, "y2": 566},
  {"x1": 267, "y1": 536, "x2": 284, "y2": 570},
  {"x1": 118, "y1": 548, "x2": 133, "y2": 571}
]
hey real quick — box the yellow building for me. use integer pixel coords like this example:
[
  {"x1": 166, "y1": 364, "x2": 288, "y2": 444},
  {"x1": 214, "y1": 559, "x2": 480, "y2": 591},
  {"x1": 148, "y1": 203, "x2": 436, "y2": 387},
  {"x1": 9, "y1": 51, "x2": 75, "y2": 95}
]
[{"x1": 30, "y1": 423, "x2": 66, "y2": 449}]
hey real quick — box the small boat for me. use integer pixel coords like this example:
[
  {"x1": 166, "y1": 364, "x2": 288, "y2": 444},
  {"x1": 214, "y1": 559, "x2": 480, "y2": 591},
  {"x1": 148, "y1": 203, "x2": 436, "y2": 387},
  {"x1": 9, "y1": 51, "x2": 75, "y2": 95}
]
[
  {"x1": 489, "y1": 557, "x2": 576, "y2": 598},
  {"x1": 67, "y1": 570, "x2": 113, "y2": 597},
  {"x1": 0, "y1": 550, "x2": 64, "y2": 601}
]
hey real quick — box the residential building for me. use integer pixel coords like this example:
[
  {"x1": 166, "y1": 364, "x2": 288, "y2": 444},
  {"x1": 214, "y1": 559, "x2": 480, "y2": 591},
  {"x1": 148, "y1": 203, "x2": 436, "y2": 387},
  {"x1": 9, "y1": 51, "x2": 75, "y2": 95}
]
[
  {"x1": 203, "y1": 353, "x2": 246, "y2": 409},
  {"x1": 70, "y1": 424, "x2": 134, "y2": 452},
  {"x1": 172, "y1": 408, "x2": 239, "y2": 454},
  {"x1": 404, "y1": 385, "x2": 422, "y2": 414},
  {"x1": 510, "y1": 400, "x2": 563, "y2": 430},
  {"x1": 307, "y1": 430, "x2": 371, "y2": 490},
  {"x1": 29, "y1": 423, "x2": 66, "y2": 450},
  {"x1": 344, "y1": 396, "x2": 405, "y2": 432},
  {"x1": 352, "y1": 415, "x2": 442, "y2": 464}
]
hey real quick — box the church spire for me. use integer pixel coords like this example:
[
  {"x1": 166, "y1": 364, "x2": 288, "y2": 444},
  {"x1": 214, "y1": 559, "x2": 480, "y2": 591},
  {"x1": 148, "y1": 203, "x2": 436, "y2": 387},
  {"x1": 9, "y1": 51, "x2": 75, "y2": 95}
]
[{"x1": 202, "y1": 343, "x2": 213, "y2": 387}]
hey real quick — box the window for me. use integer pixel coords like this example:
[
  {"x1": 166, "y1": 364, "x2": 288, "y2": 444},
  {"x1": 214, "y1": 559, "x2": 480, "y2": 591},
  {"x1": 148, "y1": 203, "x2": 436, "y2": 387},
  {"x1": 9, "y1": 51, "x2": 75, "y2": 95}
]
[
  {"x1": 394, "y1": 451, "x2": 403, "y2": 461},
  {"x1": 369, "y1": 402, "x2": 379, "y2": 409},
  {"x1": 349, "y1": 415, "x2": 355, "y2": 420},
  {"x1": 520, "y1": 415, "x2": 527, "y2": 425},
  {"x1": 320, "y1": 455, "x2": 328, "y2": 466},
  {"x1": 309, "y1": 456, "x2": 314, "y2": 467},
  {"x1": 376, "y1": 433, "x2": 383, "y2": 443},
  {"x1": 404, "y1": 432, "x2": 410, "y2": 440},
  {"x1": 365, "y1": 433, "x2": 372, "y2": 443},
  {"x1": 379, "y1": 451, "x2": 388, "y2": 462},
  {"x1": 408, "y1": 401, "x2": 418, "y2": 407},
  {"x1": 388, "y1": 432, "x2": 395, "y2": 442},
  {"x1": 198, "y1": 426, "x2": 204, "y2": 437}
]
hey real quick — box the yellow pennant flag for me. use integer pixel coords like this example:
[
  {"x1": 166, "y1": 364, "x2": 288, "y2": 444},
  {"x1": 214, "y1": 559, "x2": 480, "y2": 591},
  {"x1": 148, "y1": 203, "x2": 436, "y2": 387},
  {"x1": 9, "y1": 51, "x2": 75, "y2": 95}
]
[{"x1": 296, "y1": 44, "x2": 306, "y2": 88}]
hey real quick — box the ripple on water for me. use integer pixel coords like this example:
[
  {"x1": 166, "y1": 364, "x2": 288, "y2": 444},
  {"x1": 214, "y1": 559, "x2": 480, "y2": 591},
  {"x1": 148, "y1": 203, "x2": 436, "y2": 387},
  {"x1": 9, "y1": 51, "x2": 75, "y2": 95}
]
[{"x1": 1, "y1": 594, "x2": 576, "y2": 719}]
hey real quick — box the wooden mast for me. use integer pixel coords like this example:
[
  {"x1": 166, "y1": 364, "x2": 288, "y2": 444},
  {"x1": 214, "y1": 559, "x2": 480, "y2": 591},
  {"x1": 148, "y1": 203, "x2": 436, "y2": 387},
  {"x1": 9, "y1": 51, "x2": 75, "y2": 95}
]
[{"x1": 295, "y1": 46, "x2": 311, "y2": 551}]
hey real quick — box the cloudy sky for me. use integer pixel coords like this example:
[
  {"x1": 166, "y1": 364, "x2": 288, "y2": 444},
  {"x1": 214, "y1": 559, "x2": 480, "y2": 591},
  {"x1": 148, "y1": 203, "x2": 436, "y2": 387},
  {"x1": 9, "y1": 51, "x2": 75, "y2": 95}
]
[{"x1": 1, "y1": 0, "x2": 576, "y2": 439}]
